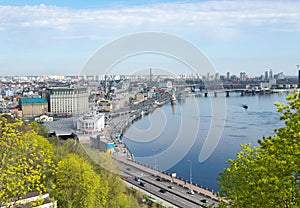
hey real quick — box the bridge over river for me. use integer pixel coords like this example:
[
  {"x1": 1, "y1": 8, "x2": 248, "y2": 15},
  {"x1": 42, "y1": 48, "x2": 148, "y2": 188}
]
[{"x1": 192, "y1": 88, "x2": 298, "y2": 97}]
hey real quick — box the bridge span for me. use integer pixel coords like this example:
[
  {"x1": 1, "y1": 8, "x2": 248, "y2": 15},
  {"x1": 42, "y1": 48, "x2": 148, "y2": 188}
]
[{"x1": 187, "y1": 88, "x2": 298, "y2": 97}]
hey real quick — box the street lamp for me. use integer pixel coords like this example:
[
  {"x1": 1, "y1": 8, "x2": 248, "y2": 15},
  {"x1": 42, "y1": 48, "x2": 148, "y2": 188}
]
[
  {"x1": 152, "y1": 148, "x2": 161, "y2": 171},
  {"x1": 154, "y1": 154, "x2": 157, "y2": 171},
  {"x1": 187, "y1": 160, "x2": 194, "y2": 194}
]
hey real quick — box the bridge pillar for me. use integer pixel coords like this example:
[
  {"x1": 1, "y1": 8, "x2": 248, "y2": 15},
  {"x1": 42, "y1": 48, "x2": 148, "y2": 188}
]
[
  {"x1": 214, "y1": 92, "x2": 217, "y2": 97},
  {"x1": 204, "y1": 92, "x2": 208, "y2": 97},
  {"x1": 241, "y1": 91, "x2": 244, "y2": 96},
  {"x1": 226, "y1": 91, "x2": 230, "y2": 97}
]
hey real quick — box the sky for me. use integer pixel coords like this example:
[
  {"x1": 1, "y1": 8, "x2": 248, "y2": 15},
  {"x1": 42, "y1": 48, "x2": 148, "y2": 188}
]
[{"x1": 0, "y1": 0, "x2": 300, "y2": 76}]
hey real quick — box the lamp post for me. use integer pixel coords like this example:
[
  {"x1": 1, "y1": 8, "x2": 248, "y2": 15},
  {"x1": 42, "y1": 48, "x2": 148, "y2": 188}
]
[
  {"x1": 152, "y1": 148, "x2": 161, "y2": 171},
  {"x1": 154, "y1": 154, "x2": 157, "y2": 171},
  {"x1": 187, "y1": 160, "x2": 193, "y2": 193}
]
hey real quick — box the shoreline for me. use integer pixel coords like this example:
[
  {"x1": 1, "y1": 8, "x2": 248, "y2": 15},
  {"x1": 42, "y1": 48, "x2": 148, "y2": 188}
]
[{"x1": 106, "y1": 95, "x2": 172, "y2": 160}]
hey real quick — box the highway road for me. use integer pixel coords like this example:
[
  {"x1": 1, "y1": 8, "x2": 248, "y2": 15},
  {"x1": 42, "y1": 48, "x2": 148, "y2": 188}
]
[{"x1": 118, "y1": 160, "x2": 219, "y2": 208}]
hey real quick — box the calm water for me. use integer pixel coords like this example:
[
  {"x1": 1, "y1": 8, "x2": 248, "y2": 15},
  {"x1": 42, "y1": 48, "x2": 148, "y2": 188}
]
[{"x1": 123, "y1": 92, "x2": 290, "y2": 191}]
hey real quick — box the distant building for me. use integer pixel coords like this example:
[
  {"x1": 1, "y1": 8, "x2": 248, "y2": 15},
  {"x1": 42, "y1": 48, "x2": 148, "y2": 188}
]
[
  {"x1": 260, "y1": 78, "x2": 277, "y2": 89},
  {"x1": 19, "y1": 97, "x2": 48, "y2": 118},
  {"x1": 206, "y1": 72, "x2": 210, "y2": 81},
  {"x1": 76, "y1": 112, "x2": 105, "y2": 134},
  {"x1": 47, "y1": 87, "x2": 89, "y2": 115},
  {"x1": 96, "y1": 100, "x2": 113, "y2": 112},
  {"x1": 5, "y1": 89, "x2": 14, "y2": 97},
  {"x1": 34, "y1": 114, "x2": 53, "y2": 123},
  {"x1": 230, "y1": 75, "x2": 238, "y2": 81},
  {"x1": 276, "y1": 72, "x2": 285, "y2": 80},
  {"x1": 226, "y1": 72, "x2": 230, "y2": 80},
  {"x1": 158, "y1": 80, "x2": 172, "y2": 89},
  {"x1": 0, "y1": 108, "x2": 11, "y2": 117},
  {"x1": 240, "y1": 72, "x2": 246, "y2": 81},
  {"x1": 265, "y1": 71, "x2": 269, "y2": 80},
  {"x1": 269, "y1": 69, "x2": 273, "y2": 80},
  {"x1": 90, "y1": 134, "x2": 115, "y2": 153}
]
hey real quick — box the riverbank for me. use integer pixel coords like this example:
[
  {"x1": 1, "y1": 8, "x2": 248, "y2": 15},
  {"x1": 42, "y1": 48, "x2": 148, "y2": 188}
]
[
  {"x1": 101, "y1": 94, "x2": 222, "y2": 202},
  {"x1": 104, "y1": 94, "x2": 172, "y2": 160}
]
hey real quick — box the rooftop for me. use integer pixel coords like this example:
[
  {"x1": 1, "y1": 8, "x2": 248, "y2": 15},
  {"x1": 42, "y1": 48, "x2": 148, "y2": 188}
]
[{"x1": 19, "y1": 97, "x2": 47, "y2": 104}]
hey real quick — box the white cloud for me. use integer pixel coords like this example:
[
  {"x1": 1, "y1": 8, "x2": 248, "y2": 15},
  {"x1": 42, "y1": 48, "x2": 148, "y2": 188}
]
[{"x1": 0, "y1": 1, "x2": 300, "y2": 38}]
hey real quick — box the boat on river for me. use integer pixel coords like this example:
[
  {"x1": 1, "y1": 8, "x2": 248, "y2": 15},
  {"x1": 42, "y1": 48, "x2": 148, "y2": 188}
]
[
  {"x1": 170, "y1": 89, "x2": 176, "y2": 105},
  {"x1": 177, "y1": 92, "x2": 185, "y2": 100}
]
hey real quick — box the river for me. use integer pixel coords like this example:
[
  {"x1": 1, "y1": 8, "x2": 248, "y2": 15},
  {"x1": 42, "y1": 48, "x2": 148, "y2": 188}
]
[{"x1": 123, "y1": 92, "x2": 290, "y2": 191}]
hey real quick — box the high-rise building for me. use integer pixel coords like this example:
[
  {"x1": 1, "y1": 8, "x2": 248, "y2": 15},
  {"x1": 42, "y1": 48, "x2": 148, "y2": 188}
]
[
  {"x1": 269, "y1": 69, "x2": 273, "y2": 80},
  {"x1": 265, "y1": 71, "x2": 269, "y2": 80},
  {"x1": 47, "y1": 87, "x2": 89, "y2": 115},
  {"x1": 240, "y1": 72, "x2": 246, "y2": 81},
  {"x1": 226, "y1": 72, "x2": 230, "y2": 80},
  {"x1": 206, "y1": 72, "x2": 210, "y2": 81}
]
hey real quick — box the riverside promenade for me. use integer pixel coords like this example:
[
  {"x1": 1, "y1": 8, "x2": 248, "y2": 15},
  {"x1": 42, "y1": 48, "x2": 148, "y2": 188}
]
[
  {"x1": 99, "y1": 96, "x2": 224, "y2": 204},
  {"x1": 117, "y1": 157, "x2": 221, "y2": 202}
]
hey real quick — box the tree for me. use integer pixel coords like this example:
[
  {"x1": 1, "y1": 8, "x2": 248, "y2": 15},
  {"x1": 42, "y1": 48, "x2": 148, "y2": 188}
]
[
  {"x1": 52, "y1": 140, "x2": 139, "y2": 208},
  {"x1": 98, "y1": 152, "x2": 139, "y2": 208},
  {"x1": 28, "y1": 121, "x2": 49, "y2": 138},
  {"x1": 53, "y1": 154, "x2": 108, "y2": 208},
  {"x1": 0, "y1": 118, "x2": 55, "y2": 206},
  {"x1": 218, "y1": 92, "x2": 300, "y2": 207}
]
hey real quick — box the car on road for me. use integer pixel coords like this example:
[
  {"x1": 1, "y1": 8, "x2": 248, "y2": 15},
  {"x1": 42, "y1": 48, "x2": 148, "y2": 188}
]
[
  {"x1": 167, "y1": 185, "x2": 173, "y2": 189},
  {"x1": 200, "y1": 199, "x2": 208, "y2": 203},
  {"x1": 187, "y1": 189, "x2": 195, "y2": 195},
  {"x1": 139, "y1": 181, "x2": 146, "y2": 187},
  {"x1": 159, "y1": 188, "x2": 167, "y2": 193},
  {"x1": 156, "y1": 177, "x2": 161, "y2": 181},
  {"x1": 134, "y1": 177, "x2": 140, "y2": 182}
]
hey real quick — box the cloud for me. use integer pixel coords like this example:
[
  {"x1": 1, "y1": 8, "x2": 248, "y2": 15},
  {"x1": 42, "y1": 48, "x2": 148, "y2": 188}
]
[{"x1": 0, "y1": 1, "x2": 300, "y2": 39}]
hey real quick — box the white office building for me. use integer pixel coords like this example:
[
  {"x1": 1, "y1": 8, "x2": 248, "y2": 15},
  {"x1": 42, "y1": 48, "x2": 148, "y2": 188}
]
[
  {"x1": 47, "y1": 87, "x2": 89, "y2": 115},
  {"x1": 76, "y1": 112, "x2": 105, "y2": 134}
]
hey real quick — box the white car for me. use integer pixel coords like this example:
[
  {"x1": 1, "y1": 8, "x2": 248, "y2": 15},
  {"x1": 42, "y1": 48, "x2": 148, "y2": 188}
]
[{"x1": 187, "y1": 189, "x2": 195, "y2": 195}]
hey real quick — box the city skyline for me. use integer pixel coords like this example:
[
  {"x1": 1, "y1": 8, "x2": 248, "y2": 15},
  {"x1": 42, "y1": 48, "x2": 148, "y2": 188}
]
[{"x1": 0, "y1": 0, "x2": 300, "y2": 76}]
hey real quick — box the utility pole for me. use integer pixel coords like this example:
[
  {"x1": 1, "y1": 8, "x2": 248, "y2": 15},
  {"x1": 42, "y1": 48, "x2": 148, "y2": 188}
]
[{"x1": 187, "y1": 160, "x2": 193, "y2": 193}]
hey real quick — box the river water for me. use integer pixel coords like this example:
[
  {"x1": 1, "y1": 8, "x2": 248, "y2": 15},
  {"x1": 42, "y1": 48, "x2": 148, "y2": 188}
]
[{"x1": 123, "y1": 92, "x2": 290, "y2": 191}]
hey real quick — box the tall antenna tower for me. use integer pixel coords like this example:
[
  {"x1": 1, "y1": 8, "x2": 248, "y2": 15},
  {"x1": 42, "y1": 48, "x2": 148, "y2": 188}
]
[{"x1": 150, "y1": 68, "x2": 153, "y2": 83}]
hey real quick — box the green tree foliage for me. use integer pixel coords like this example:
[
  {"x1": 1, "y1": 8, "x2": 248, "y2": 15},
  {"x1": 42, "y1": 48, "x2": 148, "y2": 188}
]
[
  {"x1": 0, "y1": 118, "x2": 55, "y2": 206},
  {"x1": 218, "y1": 92, "x2": 300, "y2": 207},
  {"x1": 0, "y1": 120, "x2": 140, "y2": 208},
  {"x1": 28, "y1": 121, "x2": 49, "y2": 138},
  {"x1": 98, "y1": 152, "x2": 139, "y2": 208},
  {"x1": 53, "y1": 153, "x2": 108, "y2": 208},
  {"x1": 52, "y1": 140, "x2": 140, "y2": 207}
]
